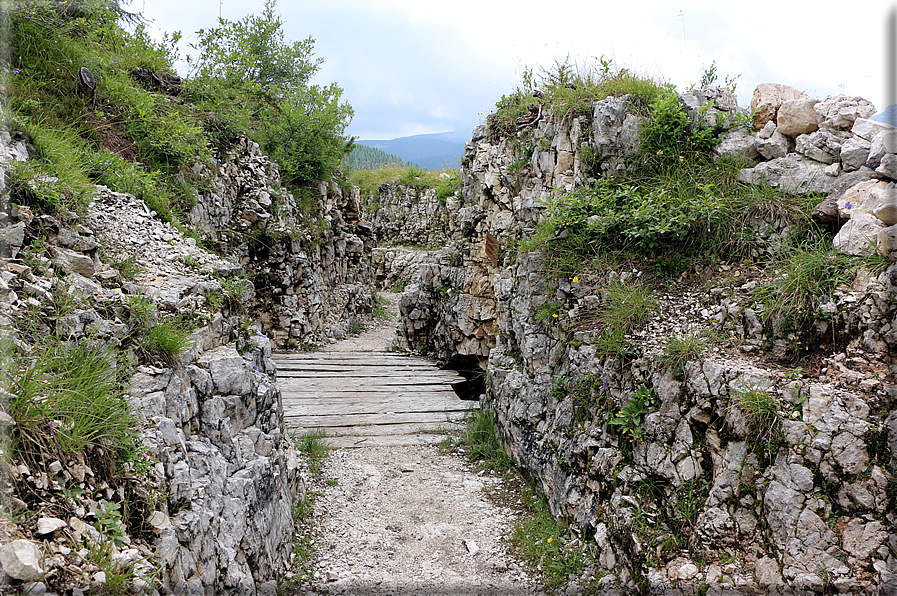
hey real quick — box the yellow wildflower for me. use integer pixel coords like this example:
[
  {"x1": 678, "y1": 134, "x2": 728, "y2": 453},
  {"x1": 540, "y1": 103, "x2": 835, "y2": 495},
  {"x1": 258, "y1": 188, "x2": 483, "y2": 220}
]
[
  {"x1": 572, "y1": 276, "x2": 579, "y2": 283},
  {"x1": 552, "y1": 313, "x2": 559, "y2": 318},
  {"x1": 547, "y1": 537, "x2": 553, "y2": 543}
]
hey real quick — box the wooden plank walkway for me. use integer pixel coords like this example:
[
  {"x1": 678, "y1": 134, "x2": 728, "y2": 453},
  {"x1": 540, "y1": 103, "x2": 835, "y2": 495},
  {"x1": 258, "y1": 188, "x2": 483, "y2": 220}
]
[{"x1": 273, "y1": 351, "x2": 476, "y2": 448}]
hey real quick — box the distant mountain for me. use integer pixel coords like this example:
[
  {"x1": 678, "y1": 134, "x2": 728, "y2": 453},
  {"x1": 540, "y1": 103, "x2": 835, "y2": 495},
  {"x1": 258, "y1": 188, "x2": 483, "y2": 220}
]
[
  {"x1": 871, "y1": 105, "x2": 896, "y2": 126},
  {"x1": 355, "y1": 132, "x2": 467, "y2": 171}
]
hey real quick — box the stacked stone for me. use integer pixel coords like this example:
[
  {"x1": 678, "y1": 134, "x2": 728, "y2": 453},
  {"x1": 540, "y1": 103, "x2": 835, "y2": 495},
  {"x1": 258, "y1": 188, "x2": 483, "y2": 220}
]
[{"x1": 735, "y1": 83, "x2": 897, "y2": 259}]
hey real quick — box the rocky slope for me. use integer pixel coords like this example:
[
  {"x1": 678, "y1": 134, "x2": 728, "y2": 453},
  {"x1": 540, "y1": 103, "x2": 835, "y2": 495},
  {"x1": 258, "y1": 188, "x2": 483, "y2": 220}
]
[
  {"x1": 374, "y1": 85, "x2": 897, "y2": 594},
  {"x1": 0, "y1": 127, "x2": 378, "y2": 594}
]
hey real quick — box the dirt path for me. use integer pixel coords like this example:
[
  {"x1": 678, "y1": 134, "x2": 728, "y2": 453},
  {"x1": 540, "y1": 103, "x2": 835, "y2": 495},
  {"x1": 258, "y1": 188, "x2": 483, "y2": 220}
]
[
  {"x1": 325, "y1": 291, "x2": 402, "y2": 352},
  {"x1": 292, "y1": 292, "x2": 544, "y2": 595}
]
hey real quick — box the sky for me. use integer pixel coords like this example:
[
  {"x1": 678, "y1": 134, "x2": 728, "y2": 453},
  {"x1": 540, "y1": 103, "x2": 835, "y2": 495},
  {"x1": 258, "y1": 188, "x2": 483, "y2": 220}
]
[{"x1": 134, "y1": 0, "x2": 894, "y2": 141}]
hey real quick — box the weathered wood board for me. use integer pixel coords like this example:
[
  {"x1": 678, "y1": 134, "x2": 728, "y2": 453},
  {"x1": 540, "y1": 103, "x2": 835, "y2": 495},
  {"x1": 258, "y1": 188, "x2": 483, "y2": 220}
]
[{"x1": 274, "y1": 351, "x2": 476, "y2": 448}]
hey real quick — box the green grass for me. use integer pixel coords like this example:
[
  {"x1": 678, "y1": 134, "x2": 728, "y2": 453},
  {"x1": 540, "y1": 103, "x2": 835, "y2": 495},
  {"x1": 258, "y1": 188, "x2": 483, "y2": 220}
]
[
  {"x1": 294, "y1": 429, "x2": 331, "y2": 476},
  {"x1": 659, "y1": 330, "x2": 714, "y2": 379},
  {"x1": 454, "y1": 407, "x2": 516, "y2": 472},
  {"x1": 754, "y1": 235, "x2": 854, "y2": 337},
  {"x1": 592, "y1": 281, "x2": 657, "y2": 356},
  {"x1": 510, "y1": 486, "x2": 584, "y2": 590},
  {"x1": 730, "y1": 387, "x2": 783, "y2": 463},
  {"x1": 488, "y1": 57, "x2": 664, "y2": 137},
  {"x1": 7, "y1": 339, "x2": 137, "y2": 460}
]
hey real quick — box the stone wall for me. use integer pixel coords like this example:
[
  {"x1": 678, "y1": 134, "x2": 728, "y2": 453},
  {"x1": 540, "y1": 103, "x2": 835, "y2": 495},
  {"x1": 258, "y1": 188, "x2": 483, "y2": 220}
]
[
  {"x1": 189, "y1": 135, "x2": 377, "y2": 347},
  {"x1": 388, "y1": 86, "x2": 897, "y2": 593}
]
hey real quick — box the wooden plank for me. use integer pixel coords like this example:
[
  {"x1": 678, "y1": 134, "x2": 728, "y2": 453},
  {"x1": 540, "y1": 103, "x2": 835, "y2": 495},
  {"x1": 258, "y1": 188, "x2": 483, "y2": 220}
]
[
  {"x1": 302, "y1": 421, "x2": 462, "y2": 437},
  {"x1": 277, "y1": 349, "x2": 474, "y2": 448},
  {"x1": 282, "y1": 401, "x2": 471, "y2": 417},
  {"x1": 277, "y1": 371, "x2": 461, "y2": 381},
  {"x1": 285, "y1": 409, "x2": 473, "y2": 428},
  {"x1": 281, "y1": 390, "x2": 459, "y2": 399},
  {"x1": 322, "y1": 433, "x2": 456, "y2": 448}
]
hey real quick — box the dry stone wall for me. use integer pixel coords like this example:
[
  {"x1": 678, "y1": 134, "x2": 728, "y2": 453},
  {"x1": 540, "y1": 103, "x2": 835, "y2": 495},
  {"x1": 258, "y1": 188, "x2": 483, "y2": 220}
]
[{"x1": 385, "y1": 86, "x2": 897, "y2": 593}]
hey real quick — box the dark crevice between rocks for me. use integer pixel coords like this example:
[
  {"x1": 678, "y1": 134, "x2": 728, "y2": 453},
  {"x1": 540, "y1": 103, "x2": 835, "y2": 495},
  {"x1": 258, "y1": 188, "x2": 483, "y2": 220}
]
[{"x1": 444, "y1": 354, "x2": 486, "y2": 401}]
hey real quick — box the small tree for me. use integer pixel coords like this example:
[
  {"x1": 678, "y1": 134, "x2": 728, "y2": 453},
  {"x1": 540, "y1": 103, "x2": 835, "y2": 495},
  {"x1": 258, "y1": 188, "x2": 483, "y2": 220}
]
[{"x1": 186, "y1": 0, "x2": 353, "y2": 187}]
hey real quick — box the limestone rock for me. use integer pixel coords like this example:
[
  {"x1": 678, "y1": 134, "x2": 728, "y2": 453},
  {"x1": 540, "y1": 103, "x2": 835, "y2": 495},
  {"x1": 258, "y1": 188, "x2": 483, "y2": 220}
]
[
  {"x1": 51, "y1": 246, "x2": 95, "y2": 278},
  {"x1": 755, "y1": 556, "x2": 783, "y2": 586},
  {"x1": 679, "y1": 86, "x2": 740, "y2": 128},
  {"x1": 833, "y1": 213, "x2": 886, "y2": 256},
  {"x1": 836, "y1": 179, "x2": 897, "y2": 225},
  {"x1": 841, "y1": 518, "x2": 887, "y2": 560},
  {"x1": 879, "y1": 224, "x2": 897, "y2": 260},
  {"x1": 36, "y1": 517, "x2": 67, "y2": 536},
  {"x1": 815, "y1": 95, "x2": 877, "y2": 131},
  {"x1": 738, "y1": 154, "x2": 833, "y2": 194},
  {"x1": 839, "y1": 136, "x2": 871, "y2": 172},
  {"x1": 777, "y1": 98, "x2": 819, "y2": 137},
  {"x1": 756, "y1": 125, "x2": 794, "y2": 160},
  {"x1": 751, "y1": 83, "x2": 808, "y2": 130},
  {"x1": 852, "y1": 117, "x2": 894, "y2": 142},
  {"x1": 714, "y1": 128, "x2": 759, "y2": 160},
  {"x1": 794, "y1": 130, "x2": 842, "y2": 164},
  {"x1": 876, "y1": 153, "x2": 897, "y2": 180},
  {"x1": 0, "y1": 539, "x2": 44, "y2": 581}
]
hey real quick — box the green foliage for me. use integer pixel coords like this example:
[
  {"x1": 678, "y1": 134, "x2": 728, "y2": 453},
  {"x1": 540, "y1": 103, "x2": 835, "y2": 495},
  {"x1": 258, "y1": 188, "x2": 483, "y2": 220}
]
[
  {"x1": 124, "y1": 295, "x2": 192, "y2": 365},
  {"x1": 639, "y1": 86, "x2": 717, "y2": 163},
  {"x1": 488, "y1": 57, "x2": 664, "y2": 137},
  {"x1": 754, "y1": 235, "x2": 854, "y2": 336},
  {"x1": 458, "y1": 407, "x2": 516, "y2": 472},
  {"x1": 186, "y1": 0, "x2": 353, "y2": 189},
  {"x1": 607, "y1": 385, "x2": 658, "y2": 441},
  {"x1": 510, "y1": 487, "x2": 584, "y2": 589},
  {"x1": 294, "y1": 429, "x2": 331, "y2": 476},
  {"x1": 90, "y1": 499, "x2": 128, "y2": 546},
  {"x1": 434, "y1": 171, "x2": 462, "y2": 205},
  {"x1": 6, "y1": 1, "x2": 211, "y2": 221},
  {"x1": 350, "y1": 166, "x2": 458, "y2": 205},
  {"x1": 347, "y1": 144, "x2": 417, "y2": 171},
  {"x1": 592, "y1": 281, "x2": 657, "y2": 356},
  {"x1": 5, "y1": 339, "x2": 138, "y2": 463}
]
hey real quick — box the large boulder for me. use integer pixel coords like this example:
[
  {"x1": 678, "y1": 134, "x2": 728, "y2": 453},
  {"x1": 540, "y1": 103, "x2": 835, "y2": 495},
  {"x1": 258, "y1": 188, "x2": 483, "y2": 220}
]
[
  {"x1": 776, "y1": 98, "x2": 819, "y2": 137},
  {"x1": 751, "y1": 83, "x2": 809, "y2": 130}
]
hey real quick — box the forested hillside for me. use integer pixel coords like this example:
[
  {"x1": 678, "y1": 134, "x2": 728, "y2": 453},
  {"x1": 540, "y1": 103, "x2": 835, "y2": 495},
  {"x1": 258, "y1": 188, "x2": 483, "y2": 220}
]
[{"x1": 346, "y1": 144, "x2": 418, "y2": 170}]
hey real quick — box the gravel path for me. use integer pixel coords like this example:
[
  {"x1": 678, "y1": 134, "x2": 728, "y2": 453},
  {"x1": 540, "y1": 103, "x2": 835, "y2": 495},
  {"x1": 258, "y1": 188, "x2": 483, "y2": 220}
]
[{"x1": 292, "y1": 292, "x2": 544, "y2": 595}]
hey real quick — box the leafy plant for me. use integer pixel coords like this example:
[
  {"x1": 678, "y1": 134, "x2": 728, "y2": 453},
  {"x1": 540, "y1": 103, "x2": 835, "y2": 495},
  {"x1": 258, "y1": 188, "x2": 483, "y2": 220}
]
[{"x1": 607, "y1": 385, "x2": 658, "y2": 441}]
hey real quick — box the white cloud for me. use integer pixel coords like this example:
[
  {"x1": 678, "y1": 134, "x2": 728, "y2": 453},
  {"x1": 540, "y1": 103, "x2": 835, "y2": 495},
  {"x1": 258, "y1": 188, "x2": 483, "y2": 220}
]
[{"x1": 137, "y1": 0, "x2": 891, "y2": 140}]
